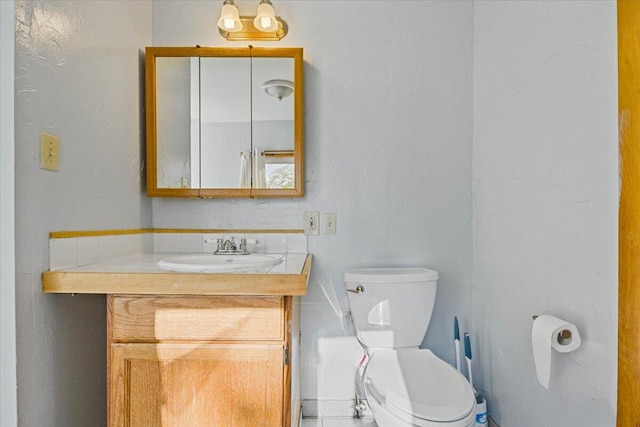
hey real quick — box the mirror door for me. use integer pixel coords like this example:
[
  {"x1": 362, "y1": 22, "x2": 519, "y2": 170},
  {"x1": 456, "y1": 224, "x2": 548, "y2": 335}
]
[{"x1": 199, "y1": 57, "x2": 252, "y2": 189}]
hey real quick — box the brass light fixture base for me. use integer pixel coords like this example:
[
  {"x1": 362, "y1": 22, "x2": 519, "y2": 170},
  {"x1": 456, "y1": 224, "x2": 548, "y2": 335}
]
[{"x1": 218, "y1": 16, "x2": 288, "y2": 41}]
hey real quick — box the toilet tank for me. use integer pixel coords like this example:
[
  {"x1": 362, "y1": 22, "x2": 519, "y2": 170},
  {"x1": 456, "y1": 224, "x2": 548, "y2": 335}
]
[{"x1": 344, "y1": 268, "x2": 438, "y2": 349}]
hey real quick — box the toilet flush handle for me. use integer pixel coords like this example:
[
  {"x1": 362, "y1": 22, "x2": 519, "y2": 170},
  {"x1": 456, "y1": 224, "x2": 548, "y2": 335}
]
[{"x1": 347, "y1": 285, "x2": 365, "y2": 294}]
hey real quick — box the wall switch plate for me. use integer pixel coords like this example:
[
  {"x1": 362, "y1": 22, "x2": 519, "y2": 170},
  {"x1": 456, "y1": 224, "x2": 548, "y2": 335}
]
[
  {"x1": 40, "y1": 132, "x2": 59, "y2": 171},
  {"x1": 303, "y1": 211, "x2": 319, "y2": 236},
  {"x1": 322, "y1": 213, "x2": 337, "y2": 235}
]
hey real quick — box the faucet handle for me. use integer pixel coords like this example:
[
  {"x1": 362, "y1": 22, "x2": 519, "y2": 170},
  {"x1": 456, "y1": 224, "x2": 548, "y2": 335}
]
[
  {"x1": 204, "y1": 238, "x2": 225, "y2": 250},
  {"x1": 239, "y1": 238, "x2": 247, "y2": 252}
]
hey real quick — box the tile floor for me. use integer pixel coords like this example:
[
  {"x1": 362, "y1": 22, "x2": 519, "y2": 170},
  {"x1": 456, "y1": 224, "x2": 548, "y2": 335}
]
[{"x1": 301, "y1": 418, "x2": 378, "y2": 427}]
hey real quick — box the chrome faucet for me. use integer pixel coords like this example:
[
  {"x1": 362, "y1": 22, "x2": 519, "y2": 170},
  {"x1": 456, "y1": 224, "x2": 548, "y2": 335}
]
[
  {"x1": 213, "y1": 237, "x2": 250, "y2": 255},
  {"x1": 223, "y1": 237, "x2": 237, "y2": 251}
]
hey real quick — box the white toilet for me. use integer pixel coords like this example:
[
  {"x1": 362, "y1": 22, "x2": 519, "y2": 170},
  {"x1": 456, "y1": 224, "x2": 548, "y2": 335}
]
[{"x1": 344, "y1": 268, "x2": 476, "y2": 427}]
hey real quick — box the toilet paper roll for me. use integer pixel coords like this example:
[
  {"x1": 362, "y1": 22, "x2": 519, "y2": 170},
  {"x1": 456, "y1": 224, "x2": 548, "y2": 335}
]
[{"x1": 531, "y1": 314, "x2": 581, "y2": 389}]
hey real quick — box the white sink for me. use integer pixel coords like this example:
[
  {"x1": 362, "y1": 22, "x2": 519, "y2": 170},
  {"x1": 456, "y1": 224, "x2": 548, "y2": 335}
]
[{"x1": 158, "y1": 253, "x2": 284, "y2": 273}]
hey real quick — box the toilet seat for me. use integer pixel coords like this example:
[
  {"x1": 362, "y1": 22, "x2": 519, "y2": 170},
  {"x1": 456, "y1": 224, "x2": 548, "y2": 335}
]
[{"x1": 365, "y1": 349, "x2": 475, "y2": 424}]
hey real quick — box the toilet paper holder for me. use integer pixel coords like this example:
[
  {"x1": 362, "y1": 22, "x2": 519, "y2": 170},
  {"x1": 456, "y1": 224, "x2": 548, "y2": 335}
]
[{"x1": 532, "y1": 315, "x2": 572, "y2": 341}]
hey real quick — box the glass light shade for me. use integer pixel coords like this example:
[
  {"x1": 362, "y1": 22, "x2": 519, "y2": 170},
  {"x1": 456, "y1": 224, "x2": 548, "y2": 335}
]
[
  {"x1": 217, "y1": 3, "x2": 242, "y2": 32},
  {"x1": 263, "y1": 79, "x2": 294, "y2": 101},
  {"x1": 254, "y1": 2, "x2": 278, "y2": 32}
]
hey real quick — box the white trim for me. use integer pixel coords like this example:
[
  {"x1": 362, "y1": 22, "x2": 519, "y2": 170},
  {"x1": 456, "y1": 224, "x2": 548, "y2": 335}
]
[{"x1": 0, "y1": 1, "x2": 17, "y2": 426}]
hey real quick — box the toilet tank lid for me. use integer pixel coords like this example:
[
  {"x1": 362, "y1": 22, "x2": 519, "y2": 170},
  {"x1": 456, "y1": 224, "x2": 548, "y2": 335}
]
[{"x1": 344, "y1": 268, "x2": 438, "y2": 283}]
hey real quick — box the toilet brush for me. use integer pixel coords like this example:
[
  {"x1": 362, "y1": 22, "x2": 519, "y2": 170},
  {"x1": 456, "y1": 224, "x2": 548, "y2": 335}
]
[
  {"x1": 454, "y1": 317, "x2": 461, "y2": 372},
  {"x1": 463, "y1": 332, "x2": 475, "y2": 391},
  {"x1": 464, "y1": 332, "x2": 488, "y2": 427}
]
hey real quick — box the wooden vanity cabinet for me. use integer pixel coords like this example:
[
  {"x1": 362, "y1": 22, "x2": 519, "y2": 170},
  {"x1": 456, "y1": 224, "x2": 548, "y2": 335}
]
[{"x1": 107, "y1": 295, "x2": 297, "y2": 427}]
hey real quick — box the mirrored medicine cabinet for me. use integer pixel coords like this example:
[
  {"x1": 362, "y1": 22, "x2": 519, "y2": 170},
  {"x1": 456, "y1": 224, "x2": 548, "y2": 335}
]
[{"x1": 145, "y1": 46, "x2": 304, "y2": 198}]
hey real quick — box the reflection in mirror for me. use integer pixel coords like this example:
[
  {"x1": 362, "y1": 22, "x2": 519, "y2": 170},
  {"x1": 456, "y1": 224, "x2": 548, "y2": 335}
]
[
  {"x1": 252, "y1": 57, "x2": 294, "y2": 189},
  {"x1": 158, "y1": 56, "x2": 293, "y2": 190},
  {"x1": 199, "y1": 57, "x2": 251, "y2": 188},
  {"x1": 156, "y1": 57, "x2": 197, "y2": 189},
  {"x1": 264, "y1": 150, "x2": 294, "y2": 188}
]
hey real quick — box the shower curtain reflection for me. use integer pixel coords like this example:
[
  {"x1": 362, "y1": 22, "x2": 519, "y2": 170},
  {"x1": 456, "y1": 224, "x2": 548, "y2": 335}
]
[{"x1": 239, "y1": 151, "x2": 251, "y2": 188}]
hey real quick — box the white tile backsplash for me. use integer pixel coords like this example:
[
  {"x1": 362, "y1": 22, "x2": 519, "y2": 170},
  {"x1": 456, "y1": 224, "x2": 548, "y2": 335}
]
[
  {"x1": 77, "y1": 236, "x2": 99, "y2": 266},
  {"x1": 128, "y1": 233, "x2": 149, "y2": 255},
  {"x1": 266, "y1": 233, "x2": 287, "y2": 253},
  {"x1": 140, "y1": 233, "x2": 154, "y2": 253},
  {"x1": 180, "y1": 233, "x2": 203, "y2": 252},
  {"x1": 287, "y1": 234, "x2": 307, "y2": 253},
  {"x1": 49, "y1": 231, "x2": 307, "y2": 270},
  {"x1": 116, "y1": 234, "x2": 135, "y2": 257},
  {"x1": 197, "y1": 232, "x2": 304, "y2": 254},
  {"x1": 154, "y1": 233, "x2": 182, "y2": 253},
  {"x1": 98, "y1": 235, "x2": 119, "y2": 260},
  {"x1": 245, "y1": 233, "x2": 267, "y2": 253},
  {"x1": 50, "y1": 238, "x2": 77, "y2": 270}
]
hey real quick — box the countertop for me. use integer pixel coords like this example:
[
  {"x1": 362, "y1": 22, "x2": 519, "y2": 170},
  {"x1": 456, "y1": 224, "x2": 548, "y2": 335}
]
[{"x1": 42, "y1": 253, "x2": 311, "y2": 296}]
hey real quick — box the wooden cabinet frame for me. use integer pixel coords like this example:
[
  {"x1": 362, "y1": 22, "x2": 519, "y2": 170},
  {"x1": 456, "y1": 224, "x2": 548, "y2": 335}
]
[{"x1": 145, "y1": 46, "x2": 304, "y2": 198}]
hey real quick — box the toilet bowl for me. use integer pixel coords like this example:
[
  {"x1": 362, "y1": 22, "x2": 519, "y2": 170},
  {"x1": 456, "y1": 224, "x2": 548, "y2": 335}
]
[
  {"x1": 365, "y1": 349, "x2": 475, "y2": 427},
  {"x1": 344, "y1": 268, "x2": 476, "y2": 427}
]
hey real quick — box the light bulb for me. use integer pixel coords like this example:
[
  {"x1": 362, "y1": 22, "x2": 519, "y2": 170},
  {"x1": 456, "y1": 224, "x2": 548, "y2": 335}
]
[{"x1": 260, "y1": 16, "x2": 272, "y2": 30}]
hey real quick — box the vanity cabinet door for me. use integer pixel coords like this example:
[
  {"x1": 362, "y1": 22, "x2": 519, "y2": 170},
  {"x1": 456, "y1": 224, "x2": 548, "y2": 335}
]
[
  {"x1": 109, "y1": 343, "x2": 284, "y2": 427},
  {"x1": 107, "y1": 295, "x2": 295, "y2": 427}
]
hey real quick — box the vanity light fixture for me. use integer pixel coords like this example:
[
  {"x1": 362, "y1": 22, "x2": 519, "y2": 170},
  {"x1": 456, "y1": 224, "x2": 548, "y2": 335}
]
[
  {"x1": 217, "y1": 0, "x2": 288, "y2": 41},
  {"x1": 263, "y1": 79, "x2": 294, "y2": 101}
]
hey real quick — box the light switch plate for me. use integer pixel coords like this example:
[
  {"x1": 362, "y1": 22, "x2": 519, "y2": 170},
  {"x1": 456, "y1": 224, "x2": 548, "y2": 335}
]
[
  {"x1": 322, "y1": 213, "x2": 337, "y2": 235},
  {"x1": 40, "y1": 132, "x2": 59, "y2": 171},
  {"x1": 303, "y1": 211, "x2": 319, "y2": 236}
]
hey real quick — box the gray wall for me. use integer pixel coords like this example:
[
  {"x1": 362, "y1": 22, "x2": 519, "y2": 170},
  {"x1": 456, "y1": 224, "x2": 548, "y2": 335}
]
[
  {"x1": 14, "y1": 1, "x2": 152, "y2": 425},
  {"x1": 473, "y1": 1, "x2": 618, "y2": 425},
  {"x1": 151, "y1": 0, "x2": 475, "y2": 401},
  {"x1": 1, "y1": 1, "x2": 17, "y2": 425}
]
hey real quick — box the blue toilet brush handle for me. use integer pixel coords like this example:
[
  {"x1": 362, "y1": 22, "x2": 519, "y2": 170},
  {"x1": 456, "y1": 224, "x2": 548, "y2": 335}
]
[
  {"x1": 464, "y1": 332, "x2": 474, "y2": 390},
  {"x1": 464, "y1": 332, "x2": 472, "y2": 359},
  {"x1": 454, "y1": 317, "x2": 461, "y2": 371}
]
